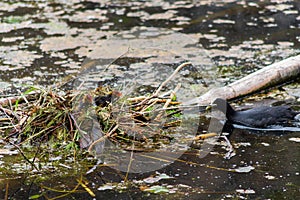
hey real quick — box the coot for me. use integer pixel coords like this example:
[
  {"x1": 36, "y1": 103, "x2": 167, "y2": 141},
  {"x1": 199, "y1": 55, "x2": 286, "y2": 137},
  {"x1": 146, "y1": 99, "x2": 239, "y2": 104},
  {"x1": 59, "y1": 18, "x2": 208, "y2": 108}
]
[{"x1": 213, "y1": 98, "x2": 298, "y2": 128}]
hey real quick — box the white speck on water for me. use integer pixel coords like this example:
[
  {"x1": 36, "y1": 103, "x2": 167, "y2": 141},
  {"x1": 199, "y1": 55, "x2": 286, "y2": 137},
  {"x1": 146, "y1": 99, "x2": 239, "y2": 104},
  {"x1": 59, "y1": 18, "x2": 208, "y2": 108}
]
[
  {"x1": 289, "y1": 137, "x2": 300, "y2": 142},
  {"x1": 261, "y1": 142, "x2": 270, "y2": 146}
]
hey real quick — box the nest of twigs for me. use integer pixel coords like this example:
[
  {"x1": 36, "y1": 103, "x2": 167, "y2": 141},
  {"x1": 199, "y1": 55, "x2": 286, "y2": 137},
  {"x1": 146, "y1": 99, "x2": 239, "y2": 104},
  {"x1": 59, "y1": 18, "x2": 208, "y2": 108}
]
[
  {"x1": 87, "y1": 84, "x2": 183, "y2": 153},
  {"x1": 0, "y1": 88, "x2": 80, "y2": 149},
  {"x1": 0, "y1": 62, "x2": 215, "y2": 155}
]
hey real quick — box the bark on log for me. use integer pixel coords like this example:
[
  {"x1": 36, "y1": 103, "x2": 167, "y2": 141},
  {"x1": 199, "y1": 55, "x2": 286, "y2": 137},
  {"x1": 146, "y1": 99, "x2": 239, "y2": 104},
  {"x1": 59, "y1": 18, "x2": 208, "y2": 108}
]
[{"x1": 185, "y1": 54, "x2": 300, "y2": 105}]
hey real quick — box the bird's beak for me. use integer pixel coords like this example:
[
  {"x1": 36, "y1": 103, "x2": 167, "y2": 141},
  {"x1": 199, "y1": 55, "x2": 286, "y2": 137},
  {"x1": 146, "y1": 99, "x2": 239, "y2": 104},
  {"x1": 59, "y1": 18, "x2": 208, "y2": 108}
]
[{"x1": 206, "y1": 103, "x2": 217, "y2": 111}]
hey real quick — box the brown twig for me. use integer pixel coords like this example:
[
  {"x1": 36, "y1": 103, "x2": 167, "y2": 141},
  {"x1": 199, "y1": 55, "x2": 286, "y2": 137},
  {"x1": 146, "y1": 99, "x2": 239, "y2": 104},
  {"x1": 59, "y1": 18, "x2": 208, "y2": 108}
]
[
  {"x1": 87, "y1": 124, "x2": 119, "y2": 152},
  {"x1": 134, "y1": 62, "x2": 191, "y2": 107},
  {"x1": 0, "y1": 106, "x2": 20, "y2": 121},
  {"x1": 5, "y1": 182, "x2": 8, "y2": 200},
  {"x1": 153, "y1": 62, "x2": 191, "y2": 96},
  {"x1": 155, "y1": 83, "x2": 181, "y2": 120}
]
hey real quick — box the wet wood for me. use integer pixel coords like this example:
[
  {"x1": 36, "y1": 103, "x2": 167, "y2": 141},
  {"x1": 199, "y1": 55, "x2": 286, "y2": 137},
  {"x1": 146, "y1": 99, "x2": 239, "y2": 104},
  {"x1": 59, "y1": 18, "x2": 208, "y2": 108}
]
[{"x1": 186, "y1": 54, "x2": 300, "y2": 105}]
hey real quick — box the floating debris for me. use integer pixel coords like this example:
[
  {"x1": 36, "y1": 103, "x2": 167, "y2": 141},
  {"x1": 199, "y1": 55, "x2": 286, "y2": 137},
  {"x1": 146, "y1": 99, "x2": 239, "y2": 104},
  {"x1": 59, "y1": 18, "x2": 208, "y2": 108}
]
[
  {"x1": 144, "y1": 185, "x2": 170, "y2": 194},
  {"x1": 288, "y1": 137, "x2": 300, "y2": 143},
  {"x1": 233, "y1": 166, "x2": 255, "y2": 173},
  {"x1": 142, "y1": 173, "x2": 173, "y2": 184},
  {"x1": 236, "y1": 189, "x2": 255, "y2": 194}
]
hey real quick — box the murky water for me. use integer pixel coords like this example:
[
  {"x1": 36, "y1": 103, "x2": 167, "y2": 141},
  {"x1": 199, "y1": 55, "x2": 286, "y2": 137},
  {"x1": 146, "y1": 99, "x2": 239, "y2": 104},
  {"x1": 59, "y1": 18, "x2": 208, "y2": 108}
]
[{"x1": 1, "y1": 0, "x2": 300, "y2": 199}]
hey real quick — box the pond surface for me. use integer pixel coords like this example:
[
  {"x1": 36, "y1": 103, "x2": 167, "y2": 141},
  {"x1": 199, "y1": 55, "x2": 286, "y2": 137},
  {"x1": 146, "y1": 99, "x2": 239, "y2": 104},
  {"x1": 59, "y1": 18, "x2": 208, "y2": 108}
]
[{"x1": 0, "y1": 0, "x2": 300, "y2": 199}]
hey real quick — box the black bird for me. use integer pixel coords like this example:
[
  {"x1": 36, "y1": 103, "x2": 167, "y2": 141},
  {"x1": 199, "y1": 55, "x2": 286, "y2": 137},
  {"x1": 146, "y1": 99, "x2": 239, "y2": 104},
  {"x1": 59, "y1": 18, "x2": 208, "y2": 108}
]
[{"x1": 213, "y1": 98, "x2": 298, "y2": 128}]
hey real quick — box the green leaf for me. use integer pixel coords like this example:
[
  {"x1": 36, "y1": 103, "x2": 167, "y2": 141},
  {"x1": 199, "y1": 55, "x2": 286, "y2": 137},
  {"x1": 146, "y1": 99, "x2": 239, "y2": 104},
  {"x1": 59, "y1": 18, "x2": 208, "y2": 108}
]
[
  {"x1": 3, "y1": 16, "x2": 24, "y2": 24},
  {"x1": 171, "y1": 94, "x2": 177, "y2": 101},
  {"x1": 29, "y1": 194, "x2": 44, "y2": 199},
  {"x1": 24, "y1": 86, "x2": 40, "y2": 95},
  {"x1": 144, "y1": 185, "x2": 169, "y2": 194}
]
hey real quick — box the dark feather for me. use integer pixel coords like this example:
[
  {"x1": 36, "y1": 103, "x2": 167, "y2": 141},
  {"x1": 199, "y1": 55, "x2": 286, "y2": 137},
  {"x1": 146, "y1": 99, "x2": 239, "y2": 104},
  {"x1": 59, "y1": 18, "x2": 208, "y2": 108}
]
[{"x1": 213, "y1": 98, "x2": 298, "y2": 128}]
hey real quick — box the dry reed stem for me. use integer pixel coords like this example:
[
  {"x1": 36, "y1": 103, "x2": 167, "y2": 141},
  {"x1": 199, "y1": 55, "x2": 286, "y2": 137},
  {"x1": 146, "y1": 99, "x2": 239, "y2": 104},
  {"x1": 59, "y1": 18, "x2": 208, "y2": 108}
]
[
  {"x1": 155, "y1": 83, "x2": 181, "y2": 120},
  {"x1": 153, "y1": 62, "x2": 191, "y2": 96},
  {"x1": 134, "y1": 62, "x2": 191, "y2": 107}
]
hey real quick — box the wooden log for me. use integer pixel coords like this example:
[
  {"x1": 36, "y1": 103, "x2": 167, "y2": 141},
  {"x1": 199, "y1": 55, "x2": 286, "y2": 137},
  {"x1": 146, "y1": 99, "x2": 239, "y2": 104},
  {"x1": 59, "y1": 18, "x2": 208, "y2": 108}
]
[{"x1": 185, "y1": 54, "x2": 300, "y2": 105}]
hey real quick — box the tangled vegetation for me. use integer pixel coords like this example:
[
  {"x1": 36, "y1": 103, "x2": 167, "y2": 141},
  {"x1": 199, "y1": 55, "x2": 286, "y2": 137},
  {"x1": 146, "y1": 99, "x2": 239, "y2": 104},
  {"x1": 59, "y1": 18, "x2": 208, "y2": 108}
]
[{"x1": 1, "y1": 63, "x2": 214, "y2": 157}]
